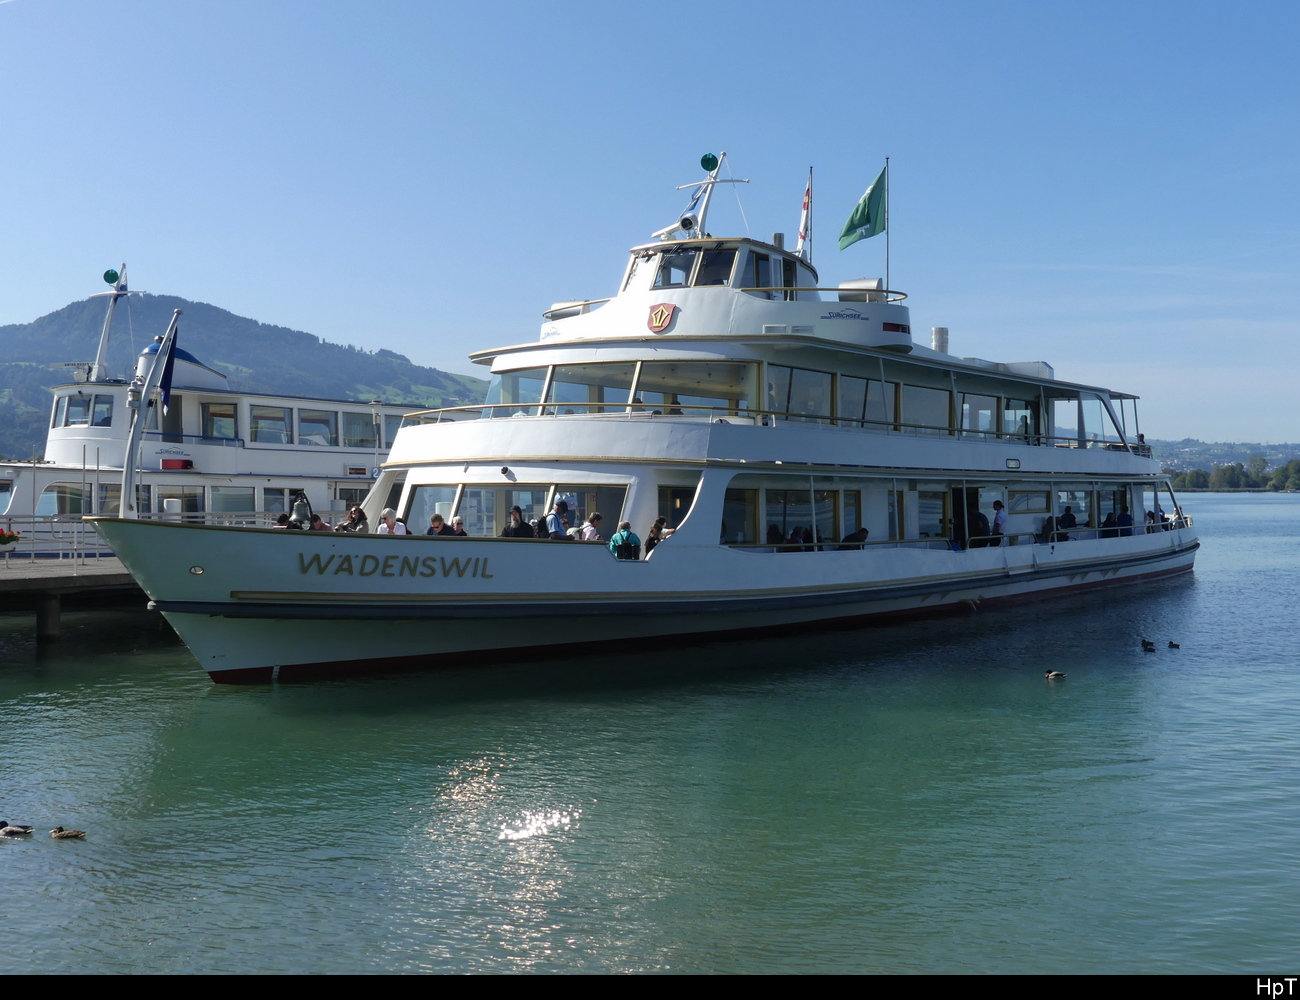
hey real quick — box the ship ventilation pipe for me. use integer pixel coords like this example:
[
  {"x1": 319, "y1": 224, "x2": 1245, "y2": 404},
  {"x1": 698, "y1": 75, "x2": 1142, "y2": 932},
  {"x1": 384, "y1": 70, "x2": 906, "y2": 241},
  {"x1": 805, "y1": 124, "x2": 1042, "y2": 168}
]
[
  {"x1": 772, "y1": 233, "x2": 784, "y2": 249},
  {"x1": 931, "y1": 327, "x2": 949, "y2": 353}
]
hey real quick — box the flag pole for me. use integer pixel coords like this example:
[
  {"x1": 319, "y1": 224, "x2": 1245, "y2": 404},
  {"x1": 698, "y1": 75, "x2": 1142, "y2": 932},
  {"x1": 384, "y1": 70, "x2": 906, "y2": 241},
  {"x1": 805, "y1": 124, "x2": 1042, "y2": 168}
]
[{"x1": 884, "y1": 157, "x2": 890, "y2": 293}]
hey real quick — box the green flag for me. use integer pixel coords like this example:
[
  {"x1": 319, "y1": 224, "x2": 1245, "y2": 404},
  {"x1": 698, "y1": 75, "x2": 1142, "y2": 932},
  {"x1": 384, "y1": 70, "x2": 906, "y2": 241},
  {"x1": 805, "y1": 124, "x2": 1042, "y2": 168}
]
[{"x1": 838, "y1": 166, "x2": 887, "y2": 250}]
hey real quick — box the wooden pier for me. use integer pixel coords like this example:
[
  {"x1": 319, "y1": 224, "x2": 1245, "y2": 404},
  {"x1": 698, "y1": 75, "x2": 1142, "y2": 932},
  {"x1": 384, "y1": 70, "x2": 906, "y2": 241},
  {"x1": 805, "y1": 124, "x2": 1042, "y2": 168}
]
[{"x1": 0, "y1": 556, "x2": 143, "y2": 640}]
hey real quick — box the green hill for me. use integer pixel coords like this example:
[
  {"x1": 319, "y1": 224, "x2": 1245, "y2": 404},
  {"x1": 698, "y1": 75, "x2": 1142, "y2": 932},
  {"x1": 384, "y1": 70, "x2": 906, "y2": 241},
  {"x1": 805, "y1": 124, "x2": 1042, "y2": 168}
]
[{"x1": 0, "y1": 294, "x2": 486, "y2": 460}]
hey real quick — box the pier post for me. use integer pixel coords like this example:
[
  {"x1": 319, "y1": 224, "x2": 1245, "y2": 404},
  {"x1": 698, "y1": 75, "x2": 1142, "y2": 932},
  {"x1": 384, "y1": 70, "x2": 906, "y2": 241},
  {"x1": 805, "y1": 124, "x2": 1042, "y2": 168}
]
[{"x1": 36, "y1": 592, "x2": 61, "y2": 642}]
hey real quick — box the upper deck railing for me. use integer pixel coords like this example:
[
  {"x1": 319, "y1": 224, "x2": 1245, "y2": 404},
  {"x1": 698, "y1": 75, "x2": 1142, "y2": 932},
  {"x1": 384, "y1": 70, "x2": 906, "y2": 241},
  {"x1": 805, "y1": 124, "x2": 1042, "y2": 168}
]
[
  {"x1": 540, "y1": 287, "x2": 908, "y2": 320},
  {"x1": 397, "y1": 403, "x2": 1154, "y2": 456}
]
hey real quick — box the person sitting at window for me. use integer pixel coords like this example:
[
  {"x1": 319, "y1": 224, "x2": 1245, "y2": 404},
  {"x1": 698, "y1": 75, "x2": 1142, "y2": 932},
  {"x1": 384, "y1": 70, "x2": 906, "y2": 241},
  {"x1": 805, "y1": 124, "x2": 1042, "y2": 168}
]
[
  {"x1": 334, "y1": 506, "x2": 368, "y2": 533},
  {"x1": 308, "y1": 513, "x2": 332, "y2": 531},
  {"x1": 378, "y1": 508, "x2": 408, "y2": 535},
  {"x1": 500, "y1": 506, "x2": 534, "y2": 538},
  {"x1": 272, "y1": 513, "x2": 301, "y2": 530},
  {"x1": 450, "y1": 516, "x2": 468, "y2": 536},
  {"x1": 426, "y1": 514, "x2": 454, "y2": 536}
]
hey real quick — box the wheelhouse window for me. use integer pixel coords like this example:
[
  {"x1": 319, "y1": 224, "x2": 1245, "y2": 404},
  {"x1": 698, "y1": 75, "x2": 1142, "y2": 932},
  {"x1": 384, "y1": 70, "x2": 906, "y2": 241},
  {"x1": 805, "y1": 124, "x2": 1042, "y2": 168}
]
[
  {"x1": 343, "y1": 412, "x2": 378, "y2": 450},
  {"x1": 250, "y1": 406, "x2": 293, "y2": 444},
  {"x1": 64, "y1": 395, "x2": 91, "y2": 427},
  {"x1": 201, "y1": 402, "x2": 237, "y2": 440},
  {"x1": 299, "y1": 409, "x2": 338, "y2": 447},
  {"x1": 91, "y1": 395, "x2": 113, "y2": 427},
  {"x1": 695, "y1": 249, "x2": 737, "y2": 286},
  {"x1": 740, "y1": 251, "x2": 772, "y2": 290},
  {"x1": 653, "y1": 249, "x2": 698, "y2": 288},
  {"x1": 483, "y1": 368, "x2": 547, "y2": 418}
]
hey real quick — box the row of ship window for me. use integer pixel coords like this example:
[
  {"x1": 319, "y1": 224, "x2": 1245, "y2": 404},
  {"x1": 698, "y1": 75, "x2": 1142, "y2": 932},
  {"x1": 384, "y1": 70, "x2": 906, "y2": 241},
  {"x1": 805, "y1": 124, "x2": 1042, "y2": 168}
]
[
  {"x1": 23, "y1": 483, "x2": 370, "y2": 517},
  {"x1": 484, "y1": 361, "x2": 1140, "y2": 445},
  {"x1": 400, "y1": 478, "x2": 1181, "y2": 547},
  {"x1": 51, "y1": 392, "x2": 403, "y2": 449}
]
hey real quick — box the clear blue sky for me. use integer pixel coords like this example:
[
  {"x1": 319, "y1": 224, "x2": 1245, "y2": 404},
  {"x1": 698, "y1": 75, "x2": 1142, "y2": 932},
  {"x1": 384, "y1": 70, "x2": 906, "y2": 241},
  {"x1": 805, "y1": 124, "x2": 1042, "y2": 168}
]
[{"x1": 2, "y1": 0, "x2": 1297, "y2": 442}]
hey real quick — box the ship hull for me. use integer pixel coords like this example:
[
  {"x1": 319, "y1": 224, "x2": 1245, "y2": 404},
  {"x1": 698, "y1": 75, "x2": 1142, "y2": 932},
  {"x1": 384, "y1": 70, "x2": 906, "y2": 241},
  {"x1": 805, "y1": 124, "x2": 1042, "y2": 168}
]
[{"x1": 91, "y1": 517, "x2": 1198, "y2": 684}]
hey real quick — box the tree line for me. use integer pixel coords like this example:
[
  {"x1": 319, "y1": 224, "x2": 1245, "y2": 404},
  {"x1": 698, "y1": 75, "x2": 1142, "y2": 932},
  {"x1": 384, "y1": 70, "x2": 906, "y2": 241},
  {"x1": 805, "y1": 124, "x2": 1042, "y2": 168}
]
[{"x1": 1164, "y1": 457, "x2": 1300, "y2": 491}]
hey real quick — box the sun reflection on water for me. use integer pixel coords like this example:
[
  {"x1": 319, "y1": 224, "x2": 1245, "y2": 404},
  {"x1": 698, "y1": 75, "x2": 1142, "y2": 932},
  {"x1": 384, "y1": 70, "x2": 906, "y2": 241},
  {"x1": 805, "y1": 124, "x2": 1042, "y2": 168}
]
[{"x1": 498, "y1": 808, "x2": 582, "y2": 842}]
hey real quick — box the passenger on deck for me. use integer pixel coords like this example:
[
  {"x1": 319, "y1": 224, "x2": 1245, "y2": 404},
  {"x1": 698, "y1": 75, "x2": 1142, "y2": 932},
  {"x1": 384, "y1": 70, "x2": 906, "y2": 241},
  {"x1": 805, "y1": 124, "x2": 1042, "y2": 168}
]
[
  {"x1": 839, "y1": 527, "x2": 869, "y2": 550},
  {"x1": 545, "y1": 500, "x2": 573, "y2": 540},
  {"x1": 1058, "y1": 506, "x2": 1078, "y2": 531},
  {"x1": 990, "y1": 500, "x2": 1007, "y2": 546},
  {"x1": 579, "y1": 512, "x2": 604, "y2": 541},
  {"x1": 273, "y1": 513, "x2": 301, "y2": 530},
  {"x1": 645, "y1": 516, "x2": 669, "y2": 554},
  {"x1": 427, "y1": 514, "x2": 455, "y2": 536},
  {"x1": 378, "y1": 508, "x2": 408, "y2": 535},
  {"x1": 1101, "y1": 511, "x2": 1119, "y2": 538},
  {"x1": 1041, "y1": 515, "x2": 1058, "y2": 543},
  {"x1": 334, "y1": 506, "x2": 369, "y2": 533},
  {"x1": 609, "y1": 521, "x2": 641, "y2": 560},
  {"x1": 500, "y1": 506, "x2": 535, "y2": 538},
  {"x1": 1117, "y1": 506, "x2": 1134, "y2": 536},
  {"x1": 967, "y1": 506, "x2": 991, "y2": 548},
  {"x1": 450, "y1": 516, "x2": 468, "y2": 536},
  {"x1": 308, "y1": 513, "x2": 332, "y2": 531}
]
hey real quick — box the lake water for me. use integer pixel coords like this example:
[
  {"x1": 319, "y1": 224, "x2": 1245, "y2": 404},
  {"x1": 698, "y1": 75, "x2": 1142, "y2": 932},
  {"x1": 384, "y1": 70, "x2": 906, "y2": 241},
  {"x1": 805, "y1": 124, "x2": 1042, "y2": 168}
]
[{"x1": 1, "y1": 493, "x2": 1297, "y2": 973}]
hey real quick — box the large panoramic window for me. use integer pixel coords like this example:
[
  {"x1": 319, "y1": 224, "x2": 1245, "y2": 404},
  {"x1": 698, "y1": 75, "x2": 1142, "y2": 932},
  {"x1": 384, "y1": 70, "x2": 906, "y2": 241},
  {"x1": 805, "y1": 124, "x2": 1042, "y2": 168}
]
[
  {"x1": 250, "y1": 406, "x2": 292, "y2": 444},
  {"x1": 767, "y1": 365, "x2": 832, "y2": 423},
  {"x1": 544, "y1": 364, "x2": 638, "y2": 415},
  {"x1": 202, "y1": 402, "x2": 237, "y2": 440},
  {"x1": 298, "y1": 409, "x2": 338, "y2": 447},
  {"x1": 483, "y1": 368, "x2": 547, "y2": 418},
  {"x1": 902, "y1": 385, "x2": 951, "y2": 435},
  {"x1": 959, "y1": 393, "x2": 998, "y2": 439},
  {"x1": 1050, "y1": 397, "x2": 1080, "y2": 446},
  {"x1": 1003, "y1": 399, "x2": 1036, "y2": 441},
  {"x1": 343, "y1": 412, "x2": 378, "y2": 450},
  {"x1": 635, "y1": 361, "x2": 750, "y2": 415}
]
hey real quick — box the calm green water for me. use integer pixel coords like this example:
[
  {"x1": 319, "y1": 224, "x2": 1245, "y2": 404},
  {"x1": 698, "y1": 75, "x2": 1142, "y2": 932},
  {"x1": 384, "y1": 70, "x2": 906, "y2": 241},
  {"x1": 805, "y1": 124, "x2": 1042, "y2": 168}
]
[{"x1": 1, "y1": 494, "x2": 1297, "y2": 973}]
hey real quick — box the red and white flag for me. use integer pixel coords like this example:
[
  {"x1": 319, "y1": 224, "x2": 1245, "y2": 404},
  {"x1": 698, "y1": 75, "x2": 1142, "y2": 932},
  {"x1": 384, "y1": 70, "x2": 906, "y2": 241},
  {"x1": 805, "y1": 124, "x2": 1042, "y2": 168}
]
[{"x1": 795, "y1": 168, "x2": 812, "y2": 259}]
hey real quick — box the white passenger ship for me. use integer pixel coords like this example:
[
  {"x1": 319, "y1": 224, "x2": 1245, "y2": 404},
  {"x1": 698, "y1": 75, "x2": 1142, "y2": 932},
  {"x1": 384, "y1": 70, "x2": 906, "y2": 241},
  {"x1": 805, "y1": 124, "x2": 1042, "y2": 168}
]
[
  {"x1": 92, "y1": 159, "x2": 1197, "y2": 683},
  {"x1": 1, "y1": 269, "x2": 419, "y2": 551}
]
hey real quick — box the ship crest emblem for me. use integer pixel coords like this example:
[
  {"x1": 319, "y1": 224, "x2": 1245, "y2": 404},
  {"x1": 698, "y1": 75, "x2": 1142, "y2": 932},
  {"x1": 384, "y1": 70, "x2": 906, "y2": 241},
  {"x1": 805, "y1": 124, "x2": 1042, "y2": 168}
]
[{"x1": 647, "y1": 303, "x2": 677, "y2": 333}]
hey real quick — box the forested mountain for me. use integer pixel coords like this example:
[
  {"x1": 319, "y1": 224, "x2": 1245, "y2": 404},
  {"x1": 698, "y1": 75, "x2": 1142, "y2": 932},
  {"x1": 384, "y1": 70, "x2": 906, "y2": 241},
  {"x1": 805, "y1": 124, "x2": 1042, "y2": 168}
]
[{"x1": 0, "y1": 294, "x2": 486, "y2": 460}]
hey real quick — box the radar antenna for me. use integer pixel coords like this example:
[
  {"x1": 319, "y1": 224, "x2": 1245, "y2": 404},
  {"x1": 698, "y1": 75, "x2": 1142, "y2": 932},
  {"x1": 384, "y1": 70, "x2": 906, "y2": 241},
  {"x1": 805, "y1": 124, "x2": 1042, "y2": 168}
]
[{"x1": 652, "y1": 152, "x2": 749, "y2": 240}]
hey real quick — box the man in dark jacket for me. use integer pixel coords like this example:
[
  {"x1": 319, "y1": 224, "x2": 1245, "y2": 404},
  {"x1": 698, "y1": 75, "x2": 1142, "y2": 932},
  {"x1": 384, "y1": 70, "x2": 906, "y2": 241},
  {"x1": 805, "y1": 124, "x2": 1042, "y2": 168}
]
[{"x1": 500, "y1": 505, "x2": 535, "y2": 538}]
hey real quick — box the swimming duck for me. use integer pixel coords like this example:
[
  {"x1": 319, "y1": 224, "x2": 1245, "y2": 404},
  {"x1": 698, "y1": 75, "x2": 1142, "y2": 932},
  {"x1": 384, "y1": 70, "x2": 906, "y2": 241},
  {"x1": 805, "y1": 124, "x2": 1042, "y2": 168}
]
[
  {"x1": 1168, "y1": 642, "x2": 1180, "y2": 649},
  {"x1": 49, "y1": 827, "x2": 85, "y2": 840},
  {"x1": 1045, "y1": 670, "x2": 1066, "y2": 680},
  {"x1": 0, "y1": 821, "x2": 34, "y2": 836}
]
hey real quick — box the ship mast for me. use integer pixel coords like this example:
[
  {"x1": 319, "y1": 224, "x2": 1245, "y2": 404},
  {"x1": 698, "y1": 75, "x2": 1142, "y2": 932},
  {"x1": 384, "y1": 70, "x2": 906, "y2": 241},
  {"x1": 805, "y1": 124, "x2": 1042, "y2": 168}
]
[
  {"x1": 88, "y1": 265, "x2": 144, "y2": 383},
  {"x1": 653, "y1": 152, "x2": 748, "y2": 240}
]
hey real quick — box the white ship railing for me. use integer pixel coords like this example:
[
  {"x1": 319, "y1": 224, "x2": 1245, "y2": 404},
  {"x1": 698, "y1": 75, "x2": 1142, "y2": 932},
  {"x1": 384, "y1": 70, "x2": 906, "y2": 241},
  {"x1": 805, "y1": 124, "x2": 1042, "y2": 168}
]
[{"x1": 399, "y1": 404, "x2": 1155, "y2": 454}]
